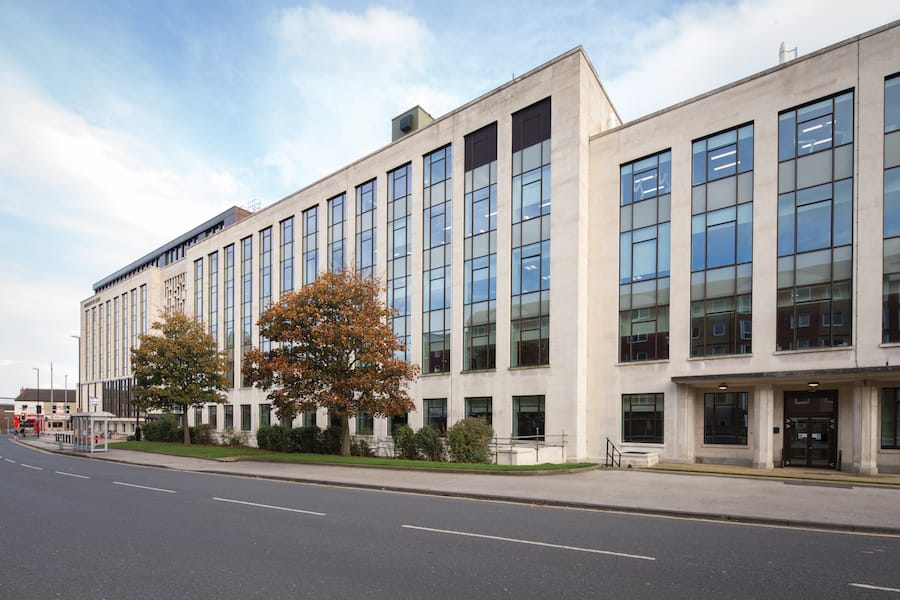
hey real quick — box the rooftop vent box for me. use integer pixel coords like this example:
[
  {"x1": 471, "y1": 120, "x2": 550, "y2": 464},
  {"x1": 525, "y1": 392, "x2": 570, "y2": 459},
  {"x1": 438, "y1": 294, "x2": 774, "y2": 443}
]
[{"x1": 392, "y1": 106, "x2": 434, "y2": 142}]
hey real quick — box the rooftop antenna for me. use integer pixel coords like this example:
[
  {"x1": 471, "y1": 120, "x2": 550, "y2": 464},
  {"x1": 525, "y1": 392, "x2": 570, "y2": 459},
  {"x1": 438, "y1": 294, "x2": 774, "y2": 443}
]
[
  {"x1": 779, "y1": 41, "x2": 798, "y2": 64},
  {"x1": 246, "y1": 198, "x2": 261, "y2": 212}
]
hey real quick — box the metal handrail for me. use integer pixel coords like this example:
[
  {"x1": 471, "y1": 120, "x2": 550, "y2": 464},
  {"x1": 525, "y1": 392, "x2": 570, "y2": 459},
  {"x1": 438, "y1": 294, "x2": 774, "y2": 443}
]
[{"x1": 605, "y1": 437, "x2": 621, "y2": 468}]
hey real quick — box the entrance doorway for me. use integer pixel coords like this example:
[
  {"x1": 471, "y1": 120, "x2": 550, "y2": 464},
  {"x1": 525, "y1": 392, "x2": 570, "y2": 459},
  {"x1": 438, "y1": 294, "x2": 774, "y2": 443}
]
[{"x1": 783, "y1": 390, "x2": 837, "y2": 468}]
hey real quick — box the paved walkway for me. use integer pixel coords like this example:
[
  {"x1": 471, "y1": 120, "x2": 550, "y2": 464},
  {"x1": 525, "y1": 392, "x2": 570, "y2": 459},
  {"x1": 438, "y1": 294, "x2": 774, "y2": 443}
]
[{"x1": 17, "y1": 436, "x2": 900, "y2": 535}]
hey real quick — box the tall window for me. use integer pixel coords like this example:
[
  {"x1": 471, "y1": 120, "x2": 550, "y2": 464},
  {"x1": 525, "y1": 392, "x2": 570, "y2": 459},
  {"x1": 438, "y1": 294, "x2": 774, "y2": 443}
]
[
  {"x1": 424, "y1": 398, "x2": 447, "y2": 434},
  {"x1": 208, "y1": 252, "x2": 218, "y2": 344},
  {"x1": 511, "y1": 98, "x2": 551, "y2": 367},
  {"x1": 194, "y1": 258, "x2": 203, "y2": 323},
  {"x1": 356, "y1": 180, "x2": 376, "y2": 278},
  {"x1": 513, "y1": 395, "x2": 544, "y2": 440},
  {"x1": 884, "y1": 76, "x2": 900, "y2": 342},
  {"x1": 121, "y1": 293, "x2": 128, "y2": 372},
  {"x1": 224, "y1": 244, "x2": 235, "y2": 387},
  {"x1": 113, "y1": 297, "x2": 119, "y2": 376},
  {"x1": 464, "y1": 122, "x2": 498, "y2": 370},
  {"x1": 388, "y1": 164, "x2": 412, "y2": 360},
  {"x1": 328, "y1": 193, "x2": 346, "y2": 272},
  {"x1": 303, "y1": 206, "x2": 318, "y2": 286},
  {"x1": 620, "y1": 151, "x2": 671, "y2": 362},
  {"x1": 130, "y1": 289, "x2": 137, "y2": 352},
  {"x1": 882, "y1": 388, "x2": 900, "y2": 449},
  {"x1": 356, "y1": 411, "x2": 374, "y2": 435},
  {"x1": 209, "y1": 405, "x2": 218, "y2": 429},
  {"x1": 423, "y1": 145, "x2": 452, "y2": 373},
  {"x1": 91, "y1": 307, "x2": 96, "y2": 379},
  {"x1": 704, "y1": 392, "x2": 748, "y2": 444},
  {"x1": 260, "y1": 227, "x2": 272, "y2": 352},
  {"x1": 691, "y1": 125, "x2": 753, "y2": 356},
  {"x1": 224, "y1": 404, "x2": 234, "y2": 429},
  {"x1": 241, "y1": 404, "x2": 251, "y2": 431},
  {"x1": 240, "y1": 237, "x2": 252, "y2": 386},
  {"x1": 280, "y1": 217, "x2": 294, "y2": 293},
  {"x1": 105, "y1": 300, "x2": 111, "y2": 378},
  {"x1": 622, "y1": 393, "x2": 664, "y2": 444},
  {"x1": 777, "y1": 91, "x2": 854, "y2": 349},
  {"x1": 465, "y1": 396, "x2": 492, "y2": 425},
  {"x1": 140, "y1": 284, "x2": 147, "y2": 334},
  {"x1": 259, "y1": 404, "x2": 271, "y2": 428}
]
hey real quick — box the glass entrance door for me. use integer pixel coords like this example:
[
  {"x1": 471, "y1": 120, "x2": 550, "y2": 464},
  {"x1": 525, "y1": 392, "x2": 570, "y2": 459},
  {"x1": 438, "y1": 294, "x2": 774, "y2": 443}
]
[{"x1": 783, "y1": 391, "x2": 837, "y2": 468}]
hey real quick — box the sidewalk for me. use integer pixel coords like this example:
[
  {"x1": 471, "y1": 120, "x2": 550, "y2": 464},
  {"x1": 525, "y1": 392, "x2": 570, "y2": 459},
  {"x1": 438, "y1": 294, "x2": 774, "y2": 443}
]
[{"x1": 19, "y1": 436, "x2": 900, "y2": 535}]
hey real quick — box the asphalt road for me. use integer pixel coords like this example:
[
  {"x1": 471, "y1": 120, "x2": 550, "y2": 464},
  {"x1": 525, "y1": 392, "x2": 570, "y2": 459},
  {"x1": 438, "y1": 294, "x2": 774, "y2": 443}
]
[{"x1": 1, "y1": 438, "x2": 899, "y2": 600}]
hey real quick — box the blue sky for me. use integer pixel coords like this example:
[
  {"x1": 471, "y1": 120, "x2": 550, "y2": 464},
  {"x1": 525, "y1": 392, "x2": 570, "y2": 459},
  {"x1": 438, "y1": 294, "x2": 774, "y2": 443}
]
[{"x1": 1, "y1": 0, "x2": 898, "y2": 399}]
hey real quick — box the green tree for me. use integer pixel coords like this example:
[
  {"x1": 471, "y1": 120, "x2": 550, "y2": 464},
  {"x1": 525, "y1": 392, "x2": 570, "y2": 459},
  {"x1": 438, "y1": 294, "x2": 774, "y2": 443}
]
[
  {"x1": 131, "y1": 311, "x2": 228, "y2": 444},
  {"x1": 243, "y1": 270, "x2": 419, "y2": 456}
]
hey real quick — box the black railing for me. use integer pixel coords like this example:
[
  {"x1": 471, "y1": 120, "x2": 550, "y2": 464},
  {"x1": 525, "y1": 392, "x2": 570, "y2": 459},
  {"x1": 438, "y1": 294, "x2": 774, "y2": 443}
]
[{"x1": 605, "y1": 437, "x2": 621, "y2": 468}]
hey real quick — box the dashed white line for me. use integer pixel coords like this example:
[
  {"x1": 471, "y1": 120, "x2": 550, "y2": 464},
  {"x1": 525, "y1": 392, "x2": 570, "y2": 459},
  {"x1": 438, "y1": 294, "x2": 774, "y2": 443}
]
[
  {"x1": 849, "y1": 583, "x2": 900, "y2": 593},
  {"x1": 113, "y1": 481, "x2": 176, "y2": 494},
  {"x1": 402, "y1": 525, "x2": 656, "y2": 561},
  {"x1": 4, "y1": 458, "x2": 14, "y2": 463},
  {"x1": 56, "y1": 471, "x2": 90, "y2": 479},
  {"x1": 212, "y1": 497, "x2": 326, "y2": 516},
  {"x1": 20, "y1": 464, "x2": 43, "y2": 471}
]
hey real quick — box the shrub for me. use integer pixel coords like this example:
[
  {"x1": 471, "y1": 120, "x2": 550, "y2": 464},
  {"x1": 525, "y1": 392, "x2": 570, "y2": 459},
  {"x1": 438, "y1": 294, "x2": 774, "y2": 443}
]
[
  {"x1": 414, "y1": 425, "x2": 444, "y2": 462},
  {"x1": 286, "y1": 427, "x2": 306, "y2": 453},
  {"x1": 392, "y1": 424, "x2": 417, "y2": 460},
  {"x1": 143, "y1": 414, "x2": 179, "y2": 442},
  {"x1": 350, "y1": 436, "x2": 374, "y2": 457},
  {"x1": 193, "y1": 423, "x2": 216, "y2": 446},
  {"x1": 321, "y1": 426, "x2": 342, "y2": 455},
  {"x1": 221, "y1": 428, "x2": 248, "y2": 447},
  {"x1": 447, "y1": 418, "x2": 494, "y2": 464},
  {"x1": 267, "y1": 425, "x2": 287, "y2": 452},
  {"x1": 296, "y1": 426, "x2": 322, "y2": 453},
  {"x1": 255, "y1": 425, "x2": 272, "y2": 450}
]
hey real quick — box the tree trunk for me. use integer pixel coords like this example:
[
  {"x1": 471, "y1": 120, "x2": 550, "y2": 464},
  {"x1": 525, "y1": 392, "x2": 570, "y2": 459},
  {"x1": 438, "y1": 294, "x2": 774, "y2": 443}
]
[
  {"x1": 341, "y1": 413, "x2": 351, "y2": 456},
  {"x1": 182, "y1": 404, "x2": 191, "y2": 445}
]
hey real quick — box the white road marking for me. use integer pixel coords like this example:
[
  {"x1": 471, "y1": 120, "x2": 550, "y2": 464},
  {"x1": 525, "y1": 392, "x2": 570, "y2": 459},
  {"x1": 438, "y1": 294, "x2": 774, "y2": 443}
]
[
  {"x1": 20, "y1": 464, "x2": 43, "y2": 471},
  {"x1": 212, "y1": 497, "x2": 326, "y2": 516},
  {"x1": 4, "y1": 458, "x2": 14, "y2": 463},
  {"x1": 56, "y1": 471, "x2": 90, "y2": 479},
  {"x1": 113, "y1": 481, "x2": 176, "y2": 494},
  {"x1": 402, "y1": 525, "x2": 656, "y2": 561},
  {"x1": 849, "y1": 583, "x2": 900, "y2": 593}
]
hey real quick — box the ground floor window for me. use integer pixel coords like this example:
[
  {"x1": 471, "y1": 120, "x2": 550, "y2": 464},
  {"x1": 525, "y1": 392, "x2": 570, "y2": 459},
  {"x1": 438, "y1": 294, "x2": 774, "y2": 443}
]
[
  {"x1": 302, "y1": 408, "x2": 316, "y2": 428},
  {"x1": 622, "y1": 393, "x2": 664, "y2": 444},
  {"x1": 513, "y1": 395, "x2": 544, "y2": 440},
  {"x1": 209, "y1": 405, "x2": 218, "y2": 429},
  {"x1": 194, "y1": 406, "x2": 202, "y2": 426},
  {"x1": 465, "y1": 396, "x2": 492, "y2": 425},
  {"x1": 240, "y1": 404, "x2": 251, "y2": 431},
  {"x1": 882, "y1": 388, "x2": 900, "y2": 449},
  {"x1": 225, "y1": 404, "x2": 234, "y2": 429},
  {"x1": 389, "y1": 413, "x2": 408, "y2": 435},
  {"x1": 259, "y1": 404, "x2": 271, "y2": 428},
  {"x1": 424, "y1": 398, "x2": 447, "y2": 434},
  {"x1": 356, "y1": 411, "x2": 374, "y2": 435},
  {"x1": 704, "y1": 392, "x2": 748, "y2": 444}
]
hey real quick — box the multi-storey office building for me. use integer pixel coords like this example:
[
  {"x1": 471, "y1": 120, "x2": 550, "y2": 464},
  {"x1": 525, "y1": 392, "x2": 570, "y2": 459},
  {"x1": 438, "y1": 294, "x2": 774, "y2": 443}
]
[{"x1": 80, "y1": 21, "x2": 900, "y2": 472}]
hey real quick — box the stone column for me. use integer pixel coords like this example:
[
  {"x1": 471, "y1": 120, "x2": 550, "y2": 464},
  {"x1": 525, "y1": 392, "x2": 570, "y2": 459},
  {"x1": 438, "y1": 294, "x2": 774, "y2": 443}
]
[
  {"x1": 668, "y1": 384, "x2": 695, "y2": 464},
  {"x1": 852, "y1": 384, "x2": 879, "y2": 475},
  {"x1": 752, "y1": 384, "x2": 775, "y2": 469}
]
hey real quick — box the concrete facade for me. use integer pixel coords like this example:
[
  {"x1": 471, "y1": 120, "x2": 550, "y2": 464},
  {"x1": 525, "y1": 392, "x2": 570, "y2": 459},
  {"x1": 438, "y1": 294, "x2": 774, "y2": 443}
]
[{"x1": 79, "y1": 22, "x2": 900, "y2": 471}]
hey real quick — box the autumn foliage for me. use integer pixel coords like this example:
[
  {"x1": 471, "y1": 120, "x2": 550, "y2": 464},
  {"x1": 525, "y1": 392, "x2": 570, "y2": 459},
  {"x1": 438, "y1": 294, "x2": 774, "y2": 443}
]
[{"x1": 243, "y1": 270, "x2": 419, "y2": 455}]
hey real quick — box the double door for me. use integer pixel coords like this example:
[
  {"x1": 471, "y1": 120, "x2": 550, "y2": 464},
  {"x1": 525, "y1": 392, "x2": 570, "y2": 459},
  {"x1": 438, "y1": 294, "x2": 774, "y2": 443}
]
[{"x1": 783, "y1": 391, "x2": 837, "y2": 469}]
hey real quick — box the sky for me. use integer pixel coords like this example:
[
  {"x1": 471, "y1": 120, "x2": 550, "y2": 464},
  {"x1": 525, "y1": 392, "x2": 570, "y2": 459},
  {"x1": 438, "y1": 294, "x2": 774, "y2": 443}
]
[{"x1": 1, "y1": 0, "x2": 898, "y2": 399}]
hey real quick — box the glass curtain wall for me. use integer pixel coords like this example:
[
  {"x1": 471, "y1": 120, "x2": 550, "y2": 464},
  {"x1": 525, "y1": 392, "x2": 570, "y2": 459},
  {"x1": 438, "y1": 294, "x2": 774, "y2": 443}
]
[
  {"x1": 388, "y1": 164, "x2": 412, "y2": 360},
  {"x1": 423, "y1": 145, "x2": 452, "y2": 373}
]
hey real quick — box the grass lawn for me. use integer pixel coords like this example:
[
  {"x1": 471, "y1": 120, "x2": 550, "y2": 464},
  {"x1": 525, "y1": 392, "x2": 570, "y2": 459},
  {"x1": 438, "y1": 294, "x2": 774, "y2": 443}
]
[{"x1": 109, "y1": 441, "x2": 597, "y2": 471}]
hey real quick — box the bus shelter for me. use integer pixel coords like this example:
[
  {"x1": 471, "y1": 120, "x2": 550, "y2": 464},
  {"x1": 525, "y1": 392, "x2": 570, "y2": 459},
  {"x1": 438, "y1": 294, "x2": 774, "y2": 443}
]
[{"x1": 71, "y1": 411, "x2": 116, "y2": 453}]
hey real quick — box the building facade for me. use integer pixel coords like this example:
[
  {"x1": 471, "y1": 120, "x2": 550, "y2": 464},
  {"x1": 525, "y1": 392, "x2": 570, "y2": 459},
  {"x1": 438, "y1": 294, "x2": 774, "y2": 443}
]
[{"x1": 80, "y1": 21, "x2": 900, "y2": 472}]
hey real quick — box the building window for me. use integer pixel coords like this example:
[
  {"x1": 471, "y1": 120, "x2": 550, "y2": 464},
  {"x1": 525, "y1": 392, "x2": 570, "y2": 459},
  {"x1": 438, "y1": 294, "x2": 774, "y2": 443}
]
[
  {"x1": 240, "y1": 237, "x2": 252, "y2": 386},
  {"x1": 356, "y1": 179, "x2": 376, "y2": 279},
  {"x1": 882, "y1": 388, "x2": 900, "y2": 449},
  {"x1": 259, "y1": 404, "x2": 271, "y2": 428},
  {"x1": 209, "y1": 405, "x2": 218, "y2": 430},
  {"x1": 463, "y1": 123, "x2": 498, "y2": 371},
  {"x1": 224, "y1": 404, "x2": 234, "y2": 430},
  {"x1": 260, "y1": 227, "x2": 272, "y2": 352},
  {"x1": 704, "y1": 392, "x2": 748, "y2": 445},
  {"x1": 389, "y1": 413, "x2": 408, "y2": 435},
  {"x1": 423, "y1": 145, "x2": 452, "y2": 373},
  {"x1": 223, "y1": 244, "x2": 235, "y2": 387},
  {"x1": 884, "y1": 76, "x2": 900, "y2": 342},
  {"x1": 424, "y1": 398, "x2": 447, "y2": 434},
  {"x1": 208, "y1": 252, "x2": 218, "y2": 344},
  {"x1": 465, "y1": 396, "x2": 492, "y2": 425},
  {"x1": 113, "y1": 296, "x2": 119, "y2": 376},
  {"x1": 303, "y1": 205, "x2": 318, "y2": 286},
  {"x1": 691, "y1": 125, "x2": 753, "y2": 357},
  {"x1": 388, "y1": 164, "x2": 412, "y2": 361},
  {"x1": 280, "y1": 217, "x2": 294, "y2": 293},
  {"x1": 194, "y1": 406, "x2": 203, "y2": 426},
  {"x1": 194, "y1": 259, "x2": 203, "y2": 325},
  {"x1": 620, "y1": 151, "x2": 671, "y2": 362},
  {"x1": 511, "y1": 98, "x2": 551, "y2": 367},
  {"x1": 356, "y1": 411, "x2": 374, "y2": 435},
  {"x1": 302, "y1": 408, "x2": 316, "y2": 428},
  {"x1": 328, "y1": 193, "x2": 346, "y2": 273},
  {"x1": 622, "y1": 393, "x2": 664, "y2": 444},
  {"x1": 777, "y1": 91, "x2": 854, "y2": 350},
  {"x1": 240, "y1": 404, "x2": 251, "y2": 431},
  {"x1": 513, "y1": 395, "x2": 544, "y2": 440}
]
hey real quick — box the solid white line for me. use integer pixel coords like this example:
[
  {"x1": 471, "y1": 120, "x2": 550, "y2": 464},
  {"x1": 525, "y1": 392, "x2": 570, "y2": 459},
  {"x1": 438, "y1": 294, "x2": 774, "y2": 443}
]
[
  {"x1": 4, "y1": 458, "x2": 14, "y2": 463},
  {"x1": 56, "y1": 471, "x2": 90, "y2": 479},
  {"x1": 113, "y1": 481, "x2": 176, "y2": 494},
  {"x1": 402, "y1": 525, "x2": 656, "y2": 561},
  {"x1": 20, "y1": 464, "x2": 43, "y2": 471},
  {"x1": 212, "y1": 497, "x2": 326, "y2": 516},
  {"x1": 849, "y1": 583, "x2": 900, "y2": 593}
]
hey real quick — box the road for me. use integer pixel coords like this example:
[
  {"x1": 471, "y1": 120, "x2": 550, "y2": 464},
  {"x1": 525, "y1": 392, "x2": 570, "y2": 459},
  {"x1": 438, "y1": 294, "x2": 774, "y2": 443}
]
[{"x1": 1, "y1": 438, "x2": 899, "y2": 599}]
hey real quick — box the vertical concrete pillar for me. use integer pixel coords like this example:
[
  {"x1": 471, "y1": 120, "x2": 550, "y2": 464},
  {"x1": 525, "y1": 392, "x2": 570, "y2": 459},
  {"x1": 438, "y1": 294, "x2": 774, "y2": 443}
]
[
  {"x1": 852, "y1": 384, "x2": 879, "y2": 475},
  {"x1": 669, "y1": 384, "x2": 695, "y2": 464},
  {"x1": 752, "y1": 384, "x2": 775, "y2": 469}
]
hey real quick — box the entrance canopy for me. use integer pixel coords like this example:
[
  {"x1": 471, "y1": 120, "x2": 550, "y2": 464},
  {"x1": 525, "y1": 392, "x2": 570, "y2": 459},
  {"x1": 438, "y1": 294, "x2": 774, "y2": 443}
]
[{"x1": 71, "y1": 411, "x2": 116, "y2": 453}]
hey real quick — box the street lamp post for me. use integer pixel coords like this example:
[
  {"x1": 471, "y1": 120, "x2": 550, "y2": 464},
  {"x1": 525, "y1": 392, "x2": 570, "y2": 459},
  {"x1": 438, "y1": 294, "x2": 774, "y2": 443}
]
[
  {"x1": 32, "y1": 366, "x2": 40, "y2": 406},
  {"x1": 71, "y1": 335, "x2": 81, "y2": 414}
]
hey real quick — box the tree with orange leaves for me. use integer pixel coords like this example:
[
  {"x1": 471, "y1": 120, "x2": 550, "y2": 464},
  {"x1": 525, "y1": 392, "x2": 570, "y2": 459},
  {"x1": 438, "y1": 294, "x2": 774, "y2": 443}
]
[{"x1": 243, "y1": 270, "x2": 419, "y2": 455}]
